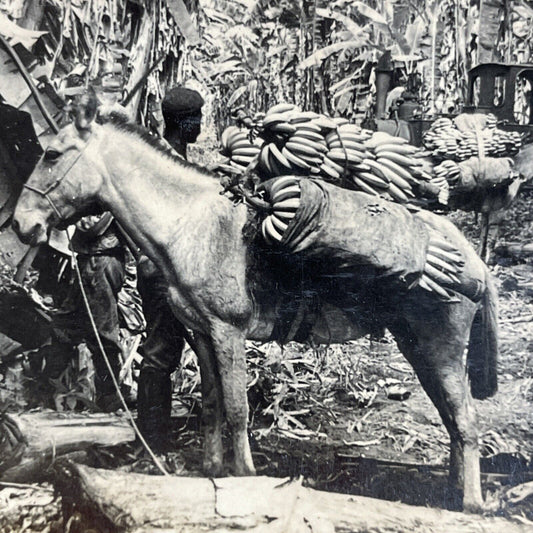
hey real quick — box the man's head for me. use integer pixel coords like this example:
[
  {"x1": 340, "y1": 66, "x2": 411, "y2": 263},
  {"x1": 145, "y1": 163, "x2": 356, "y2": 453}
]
[{"x1": 162, "y1": 87, "x2": 204, "y2": 149}]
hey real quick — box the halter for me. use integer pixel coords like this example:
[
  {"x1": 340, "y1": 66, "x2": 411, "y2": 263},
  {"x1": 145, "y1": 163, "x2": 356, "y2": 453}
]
[{"x1": 23, "y1": 143, "x2": 89, "y2": 221}]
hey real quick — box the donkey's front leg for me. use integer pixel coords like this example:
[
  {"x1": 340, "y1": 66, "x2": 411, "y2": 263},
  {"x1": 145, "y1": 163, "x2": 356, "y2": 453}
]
[
  {"x1": 210, "y1": 322, "x2": 255, "y2": 476},
  {"x1": 194, "y1": 333, "x2": 225, "y2": 476}
]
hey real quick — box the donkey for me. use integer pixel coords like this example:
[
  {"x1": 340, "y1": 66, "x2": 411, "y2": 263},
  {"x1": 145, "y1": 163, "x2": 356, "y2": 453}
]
[{"x1": 12, "y1": 95, "x2": 498, "y2": 511}]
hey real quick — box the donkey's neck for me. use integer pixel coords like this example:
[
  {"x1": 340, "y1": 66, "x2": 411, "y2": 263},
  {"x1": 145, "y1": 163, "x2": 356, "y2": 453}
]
[{"x1": 95, "y1": 125, "x2": 227, "y2": 276}]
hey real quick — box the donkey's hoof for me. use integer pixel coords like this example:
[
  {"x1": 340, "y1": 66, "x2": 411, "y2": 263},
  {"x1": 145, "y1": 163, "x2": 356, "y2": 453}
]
[
  {"x1": 233, "y1": 463, "x2": 256, "y2": 477},
  {"x1": 462, "y1": 499, "x2": 485, "y2": 514}
]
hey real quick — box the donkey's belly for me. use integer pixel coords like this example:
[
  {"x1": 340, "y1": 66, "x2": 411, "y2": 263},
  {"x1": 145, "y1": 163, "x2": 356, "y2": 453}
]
[
  {"x1": 246, "y1": 296, "x2": 371, "y2": 344},
  {"x1": 307, "y1": 303, "x2": 370, "y2": 343}
]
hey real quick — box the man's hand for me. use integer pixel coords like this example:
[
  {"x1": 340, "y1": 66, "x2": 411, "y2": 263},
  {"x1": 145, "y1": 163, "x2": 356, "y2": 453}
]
[{"x1": 97, "y1": 103, "x2": 132, "y2": 123}]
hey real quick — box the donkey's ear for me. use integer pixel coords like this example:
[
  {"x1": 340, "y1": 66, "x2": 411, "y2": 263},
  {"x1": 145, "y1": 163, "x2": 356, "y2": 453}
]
[{"x1": 74, "y1": 87, "x2": 99, "y2": 131}]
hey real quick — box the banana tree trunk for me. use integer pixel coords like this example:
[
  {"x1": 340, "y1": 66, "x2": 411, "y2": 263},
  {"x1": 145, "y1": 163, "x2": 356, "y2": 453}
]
[{"x1": 477, "y1": 0, "x2": 504, "y2": 63}]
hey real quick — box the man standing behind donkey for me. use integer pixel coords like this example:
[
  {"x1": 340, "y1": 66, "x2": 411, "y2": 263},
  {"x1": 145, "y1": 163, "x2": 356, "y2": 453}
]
[{"x1": 136, "y1": 87, "x2": 205, "y2": 453}]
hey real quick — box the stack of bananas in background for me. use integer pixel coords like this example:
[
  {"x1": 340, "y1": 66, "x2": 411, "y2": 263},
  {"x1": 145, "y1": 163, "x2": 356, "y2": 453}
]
[
  {"x1": 219, "y1": 103, "x2": 442, "y2": 205},
  {"x1": 421, "y1": 113, "x2": 523, "y2": 202},
  {"x1": 423, "y1": 115, "x2": 523, "y2": 161}
]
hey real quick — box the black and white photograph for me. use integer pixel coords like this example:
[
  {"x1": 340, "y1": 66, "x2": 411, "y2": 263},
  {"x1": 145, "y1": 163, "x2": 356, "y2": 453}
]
[{"x1": 0, "y1": 0, "x2": 533, "y2": 531}]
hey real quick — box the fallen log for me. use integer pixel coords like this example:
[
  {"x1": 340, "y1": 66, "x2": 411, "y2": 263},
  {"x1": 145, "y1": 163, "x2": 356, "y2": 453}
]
[
  {"x1": 494, "y1": 242, "x2": 533, "y2": 259},
  {"x1": 0, "y1": 411, "x2": 135, "y2": 483},
  {"x1": 55, "y1": 463, "x2": 530, "y2": 533}
]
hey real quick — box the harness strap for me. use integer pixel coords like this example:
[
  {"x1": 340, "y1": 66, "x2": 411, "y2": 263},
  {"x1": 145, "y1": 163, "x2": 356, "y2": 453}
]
[
  {"x1": 23, "y1": 145, "x2": 87, "y2": 221},
  {"x1": 24, "y1": 184, "x2": 65, "y2": 220}
]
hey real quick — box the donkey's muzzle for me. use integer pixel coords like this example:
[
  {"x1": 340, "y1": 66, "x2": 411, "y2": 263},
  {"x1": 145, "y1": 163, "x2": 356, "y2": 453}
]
[{"x1": 12, "y1": 216, "x2": 48, "y2": 246}]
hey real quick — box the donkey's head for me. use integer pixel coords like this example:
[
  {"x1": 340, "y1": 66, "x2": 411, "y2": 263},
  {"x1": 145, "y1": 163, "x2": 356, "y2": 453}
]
[{"x1": 13, "y1": 90, "x2": 107, "y2": 245}]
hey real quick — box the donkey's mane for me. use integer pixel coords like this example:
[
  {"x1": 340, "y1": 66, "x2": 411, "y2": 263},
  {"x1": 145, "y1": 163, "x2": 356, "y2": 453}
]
[{"x1": 104, "y1": 113, "x2": 216, "y2": 179}]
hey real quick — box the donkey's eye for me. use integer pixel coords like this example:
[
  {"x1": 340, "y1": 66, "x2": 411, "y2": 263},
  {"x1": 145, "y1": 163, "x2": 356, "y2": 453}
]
[{"x1": 44, "y1": 149, "x2": 62, "y2": 162}]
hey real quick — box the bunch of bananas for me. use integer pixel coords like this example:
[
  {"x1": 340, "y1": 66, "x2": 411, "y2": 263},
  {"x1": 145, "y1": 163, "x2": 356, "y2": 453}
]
[
  {"x1": 433, "y1": 160, "x2": 462, "y2": 185},
  {"x1": 220, "y1": 103, "x2": 447, "y2": 205},
  {"x1": 419, "y1": 232, "x2": 465, "y2": 301},
  {"x1": 220, "y1": 126, "x2": 261, "y2": 171},
  {"x1": 261, "y1": 176, "x2": 301, "y2": 244},
  {"x1": 423, "y1": 115, "x2": 523, "y2": 161},
  {"x1": 360, "y1": 131, "x2": 436, "y2": 203},
  {"x1": 257, "y1": 104, "x2": 337, "y2": 176}
]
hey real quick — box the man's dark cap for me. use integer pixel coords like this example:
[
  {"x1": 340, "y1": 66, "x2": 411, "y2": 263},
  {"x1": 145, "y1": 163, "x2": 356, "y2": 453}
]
[{"x1": 162, "y1": 87, "x2": 204, "y2": 119}]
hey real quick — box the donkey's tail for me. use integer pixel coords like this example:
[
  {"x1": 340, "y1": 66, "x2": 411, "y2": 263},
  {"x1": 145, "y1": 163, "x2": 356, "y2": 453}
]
[{"x1": 467, "y1": 266, "x2": 499, "y2": 400}]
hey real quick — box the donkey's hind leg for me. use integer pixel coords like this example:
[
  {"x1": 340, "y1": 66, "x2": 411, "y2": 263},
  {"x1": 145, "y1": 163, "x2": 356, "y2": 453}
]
[
  {"x1": 389, "y1": 298, "x2": 483, "y2": 512},
  {"x1": 210, "y1": 321, "x2": 255, "y2": 476},
  {"x1": 194, "y1": 333, "x2": 224, "y2": 476}
]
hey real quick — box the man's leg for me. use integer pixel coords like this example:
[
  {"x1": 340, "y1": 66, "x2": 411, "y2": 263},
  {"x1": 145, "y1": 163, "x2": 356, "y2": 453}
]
[
  {"x1": 79, "y1": 253, "x2": 125, "y2": 408},
  {"x1": 137, "y1": 261, "x2": 186, "y2": 453}
]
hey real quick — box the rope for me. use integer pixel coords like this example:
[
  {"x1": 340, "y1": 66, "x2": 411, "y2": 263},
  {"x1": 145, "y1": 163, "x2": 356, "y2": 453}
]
[{"x1": 65, "y1": 231, "x2": 170, "y2": 476}]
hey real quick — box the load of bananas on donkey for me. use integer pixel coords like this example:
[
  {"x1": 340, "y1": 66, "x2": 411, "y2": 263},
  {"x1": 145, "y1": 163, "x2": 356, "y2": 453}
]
[
  {"x1": 217, "y1": 103, "x2": 446, "y2": 210},
  {"x1": 216, "y1": 104, "x2": 482, "y2": 302}
]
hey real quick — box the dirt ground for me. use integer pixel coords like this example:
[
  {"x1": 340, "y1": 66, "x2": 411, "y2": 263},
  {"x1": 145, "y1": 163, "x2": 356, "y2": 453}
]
[{"x1": 3, "y1": 193, "x2": 533, "y2": 530}]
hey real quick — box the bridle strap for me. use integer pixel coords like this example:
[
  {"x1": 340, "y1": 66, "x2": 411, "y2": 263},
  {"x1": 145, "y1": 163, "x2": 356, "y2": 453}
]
[{"x1": 23, "y1": 144, "x2": 88, "y2": 221}]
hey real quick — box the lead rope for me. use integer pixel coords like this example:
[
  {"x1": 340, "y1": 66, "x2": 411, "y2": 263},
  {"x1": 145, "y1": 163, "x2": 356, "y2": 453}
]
[{"x1": 64, "y1": 230, "x2": 170, "y2": 476}]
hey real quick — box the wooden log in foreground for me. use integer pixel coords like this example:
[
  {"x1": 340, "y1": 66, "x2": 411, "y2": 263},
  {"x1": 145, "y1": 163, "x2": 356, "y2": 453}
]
[
  {"x1": 0, "y1": 411, "x2": 135, "y2": 482},
  {"x1": 55, "y1": 463, "x2": 530, "y2": 533}
]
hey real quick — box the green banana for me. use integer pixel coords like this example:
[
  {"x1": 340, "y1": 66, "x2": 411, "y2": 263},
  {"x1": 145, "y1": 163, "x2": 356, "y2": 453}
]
[
  {"x1": 322, "y1": 155, "x2": 346, "y2": 175},
  {"x1": 289, "y1": 111, "x2": 320, "y2": 124},
  {"x1": 327, "y1": 148, "x2": 364, "y2": 164},
  {"x1": 271, "y1": 122, "x2": 297, "y2": 135},
  {"x1": 353, "y1": 177, "x2": 380, "y2": 196},
  {"x1": 266, "y1": 103, "x2": 299, "y2": 115},
  {"x1": 295, "y1": 122, "x2": 322, "y2": 134},
  {"x1": 327, "y1": 139, "x2": 368, "y2": 152},
  {"x1": 424, "y1": 263, "x2": 456, "y2": 285},
  {"x1": 282, "y1": 146, "x2": 311, "y2": 170},
  {"x1": 294, "y1": 129, "x2": 327, "y2": 143},
  {"x1": 274, "y1": 210, "x2": 296, "y2": 222},
  {"x1": 259, "y1": 144, "x2": 273, "y2": 174},
  {"x1": 388, "y1": 182, "x2": 410, "y2": 202},
  {"x1": 290, "y1": 134, "x2": 328, "y2": 153},
  {"x1": 270, "y1": 214, "x2": 289, "y2": 233},
  {"x1": 272, "y1": 184, "x2": 301, "y2": 203},
  {"x1": 221, "y1": 126, "x2": 241, "y2": 151},
  {"x1": 427, "y1": 244, "x2": 465, "y2": 266},
  {"x1": 270, "y1": 176, "x2": 300, "y2": 197},
  {"x1": 425, "y1": 252, "x2": 459, "y2": 274},
  {"x1": 286, "y1": 140, "x2": 323, "y2": 159},
  {"x1": 272, "y1": 197, "x2": 301, "y2": 212},
  {"x1": 376, "y1": 151, "x2": 422, "y2": 168},
  {"x1": 233, "y1": 146, "x2": 260, "y2": 157},
  {"x1": 357, "y1": 171, "x2": 390, "y2": 188},
  {"x1": 419, "y1": 274, "x2": 453, "y2": 300},
  {"x1": 269, "y1": 143, "x2": 292, "y2": 170},
  {"x1": 373, "y1": 143, "x2": 418, "y2": 155},
  {"x1": 319, "y1": 162, "x2": 341, "y2": 181},
  {"x1": 376, "y1": 157, "x2": 415, "y2": 185},
  {"x1": 262, "y1": 215, "x2": 283, "y2": 242}
]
